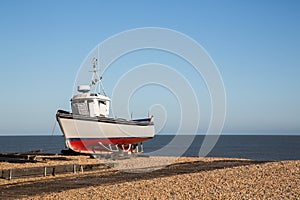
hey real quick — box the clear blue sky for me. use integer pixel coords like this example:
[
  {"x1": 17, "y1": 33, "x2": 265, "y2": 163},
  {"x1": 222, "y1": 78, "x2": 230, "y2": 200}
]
[{"x1": 0, "y1": 0, "x2": 299, "y2": 135}]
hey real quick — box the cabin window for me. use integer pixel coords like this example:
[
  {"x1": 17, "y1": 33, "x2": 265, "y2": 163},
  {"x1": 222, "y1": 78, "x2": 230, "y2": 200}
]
[
  {"x1": 87, "y1": 100, "x2": 94, "y2": 104},
  {"x1": 73, "y1": 100, "x2": 85, "y2": 104},
  {"x1": 99, "y1": 100, "x2": 106, "y2": 105}
]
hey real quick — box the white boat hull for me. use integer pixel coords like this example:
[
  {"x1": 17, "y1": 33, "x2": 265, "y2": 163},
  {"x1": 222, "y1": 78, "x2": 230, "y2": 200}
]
[{"x1": 56, "y1": 110, "x2": 155, "y2": 153}]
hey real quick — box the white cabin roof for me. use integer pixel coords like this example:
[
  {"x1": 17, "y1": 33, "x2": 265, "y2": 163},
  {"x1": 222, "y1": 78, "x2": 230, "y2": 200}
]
[{"x1": 72, "y1": 93, "x2": 110, "y2": 101}]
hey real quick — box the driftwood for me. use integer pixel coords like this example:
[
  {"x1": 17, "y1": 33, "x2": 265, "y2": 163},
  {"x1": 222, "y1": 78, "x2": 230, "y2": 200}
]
[
  {"x1": 0, "y1": 152, "x2": 75, "y2": 163},
  {"x1": 0, "y1": 153, "x2": 37, "y2": 163}
]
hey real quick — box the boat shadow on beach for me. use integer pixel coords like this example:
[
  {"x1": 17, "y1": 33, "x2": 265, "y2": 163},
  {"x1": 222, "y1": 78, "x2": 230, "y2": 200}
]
[{"x1": 0, "y1": 159, "x2": 269, "y2": 199}]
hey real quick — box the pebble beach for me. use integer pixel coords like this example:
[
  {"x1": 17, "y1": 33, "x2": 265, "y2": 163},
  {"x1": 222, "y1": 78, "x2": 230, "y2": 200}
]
[{"x1": 0, "y1": 155, "x2": 299, "y2": 199}]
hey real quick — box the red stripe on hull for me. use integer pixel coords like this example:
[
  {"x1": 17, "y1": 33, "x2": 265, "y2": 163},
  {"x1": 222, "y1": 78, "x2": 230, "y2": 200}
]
[{"x1": 68, "y1": 137, "x2": 151, "y2": 153}]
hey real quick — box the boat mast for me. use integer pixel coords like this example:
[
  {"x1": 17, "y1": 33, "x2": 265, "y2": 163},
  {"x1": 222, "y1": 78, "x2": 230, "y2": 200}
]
[{"x1": 90, "y1": 58, "x2": 107, "y2": 96}]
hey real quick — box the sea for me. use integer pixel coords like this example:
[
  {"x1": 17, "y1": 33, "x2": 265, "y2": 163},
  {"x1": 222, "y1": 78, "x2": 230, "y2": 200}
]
[{"x1": 0, "y1": 135, "x2": 299, "y2": 161}]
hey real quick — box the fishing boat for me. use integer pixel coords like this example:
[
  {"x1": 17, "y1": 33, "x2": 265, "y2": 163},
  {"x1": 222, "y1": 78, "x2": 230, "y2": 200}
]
[{"x1": 56, "y1": 58, "x2": 155, "y2": 154}]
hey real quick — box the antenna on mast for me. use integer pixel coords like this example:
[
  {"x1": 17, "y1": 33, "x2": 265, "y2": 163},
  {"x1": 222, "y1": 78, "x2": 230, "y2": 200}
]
[
  {"x1": 89, "y1": 57, "x2": 107, "y2": 96},
  {"x1": 92, "y1": 58, "x2": 98, "y2": 73}
]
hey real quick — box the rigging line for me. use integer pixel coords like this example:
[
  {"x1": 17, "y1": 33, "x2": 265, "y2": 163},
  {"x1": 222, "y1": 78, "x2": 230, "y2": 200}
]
[
  {"x1": 100, "y1": 81, "x2": 107, "y2": 96},
  {"x1": 51, "y1": 120, "x2": 57, "y2": 136}
]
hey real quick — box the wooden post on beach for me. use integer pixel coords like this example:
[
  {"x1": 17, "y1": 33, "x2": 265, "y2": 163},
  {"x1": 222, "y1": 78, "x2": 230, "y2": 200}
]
[
  {"x1": 80, "y1": 165, "x2": 84, "y2": 173},
  {"x1": 73, "y1": 164, "x2": 76, "y2": 173},
  {"x1": 52, "y1": 167, "x2": 55, "y2": 176},
  {"x1": 9, "y1": 169, "x2": 12, "y2": 180},
  {"x1": 44, "y1": 167, "x2": 47, "y2": 177}
]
